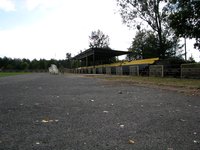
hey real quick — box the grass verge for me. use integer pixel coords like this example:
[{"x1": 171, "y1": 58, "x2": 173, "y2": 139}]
[
  {"x1": 85, "y1": 74, "x2": 200, "y2": 90},
  {"x1": 0, "y1": 72, "x2": 30, "y2": 77}
]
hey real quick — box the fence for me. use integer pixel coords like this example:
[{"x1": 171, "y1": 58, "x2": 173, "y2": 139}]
[
  {"x1": 149, "y1": 65, "x2": 163, "y2": 77},
  {"x1": 181, "y1": 63, "x2": 200, "y2": 79},
  {"x1": 72, "y1": 63, "x2": 200, "y2": 79}
]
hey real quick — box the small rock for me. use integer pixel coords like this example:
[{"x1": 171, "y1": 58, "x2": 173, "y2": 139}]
[
  {"x1": 36, "y1": 142, "x2": 40, "y2": 145},
  {"x1": 103, "y1": 111, "x2": 109, "y2": 113},
  {"x1": 35, "y1": 103, "x2": 39, "y2": 106},
  {"x1": 20, "y1": 103, "x2": 23, "y2": 106},
  {"x1": 141, "y1": 105, "x2": 144, "y2": 107},
  {"x1": 180, "y1": 119, "x2": 186, "y2": 122},
  {"x1": 120, "y1": 125, "x2": 124, "y2": 128},
  {"x1": 194, "y1": 132, "x2": 197, "y2": 135},
  {"x1": 128, "y1": 139, "x2": 135, "y2": 144},
  {"x1": 194, "y1": 140, "x2": 199, "y2": 144},
  {"x1": 118, "y1": 91, "x2": 122, "y2": 94},
  {"x1": 90, "y1": 99, "x2": 94, "y2": 102},
  {"x1": 0, "y1": 140, "x2": 2, "y2": 143},
  {"x1": 55, "y1": 119, "x2": 59, "y2": 122},
  {"x1": 56, "y1": 96, "x2": 59, "y2": 98},
  {"x1": 41, "y1": 120, "x2": 48, "y2": 123}
]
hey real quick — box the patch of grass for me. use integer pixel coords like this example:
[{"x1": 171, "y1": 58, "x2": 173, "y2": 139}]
[
  {"x1": 86, "y1": 75, "x2": 200, "y2": 89},
  {"x1": 0, "y1": 72, "x2": 30, "y2": 77}
]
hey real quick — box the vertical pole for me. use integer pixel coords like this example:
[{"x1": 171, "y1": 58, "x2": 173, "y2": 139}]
[
  {"x1": 161, "y1": 65, "x2": 164, "y2": 77},
  {"x1": 93, "y1": 51, "x2": 95, "y2": 68},
  {"x1": 70, "y1": 59, "x2": 72, "y2": 69},
  {"x1": 86, "y1": 56, "x2": 88, "y2": 67},
  {"x1": 184, "y1": 37, "x2": 187, "y2": 61}
]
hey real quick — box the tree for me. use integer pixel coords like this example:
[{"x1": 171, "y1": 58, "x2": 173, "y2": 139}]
[
  {"x1": 128, "y1": 30, "x2": 179, "y2": 59},
  {"x1": 66, "y1": 53, "x2": 72, "y2": 60},
  {"x1": 187, "y1": 55, "x2": 196, "y2": 63},
  {"x1": 89, "y1": 29, "x2": 110, "y2": 48},
  {"x1": 38, "y1": 59, "x2": 48, "y2": 70},
  {"x1": 65, "y1": 53, "x2": 72, "y2": 68},
  {"x1": 30, "y1": 59, "x2": 40, "y2": 70},
  {"x1": 128, "y1": 30, "x2": 159, "y2": 59},
  {"x1": 167, "y1": 0, "x2": 200, "y2": 50},
  {"x1": 116, "y1": 0, "x2": 174, "y2": 58}
]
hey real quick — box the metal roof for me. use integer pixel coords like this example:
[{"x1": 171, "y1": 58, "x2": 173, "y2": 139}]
[{"x1": 73, "y1": 48, "x2": 130, "y2": 60}]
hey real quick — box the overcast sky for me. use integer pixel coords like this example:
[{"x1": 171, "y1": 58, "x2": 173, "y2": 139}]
[{"x1": 0, "y1": 0, "x2": 199, "y2": 61}]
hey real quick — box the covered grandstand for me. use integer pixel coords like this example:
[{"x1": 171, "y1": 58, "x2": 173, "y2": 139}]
[{"x1": 72, "y1": 48, "x2": 131, "y2": 67}]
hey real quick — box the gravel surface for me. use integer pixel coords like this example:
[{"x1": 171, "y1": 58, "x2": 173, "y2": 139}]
[{"x1": 0, "y1": 73, "x2": 199, "y2": 150}]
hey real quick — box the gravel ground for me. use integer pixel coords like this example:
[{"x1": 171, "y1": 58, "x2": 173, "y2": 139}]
[{"x1": 0, "y1": 73, "x2": 199, "y2": 150}]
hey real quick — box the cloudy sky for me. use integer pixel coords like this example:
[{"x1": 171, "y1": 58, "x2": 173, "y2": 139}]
[{"x1": 0, "y1": 0, "x2": 199, "y2": 61}]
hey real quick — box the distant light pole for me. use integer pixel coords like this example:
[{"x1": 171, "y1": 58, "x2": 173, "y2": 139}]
[{"x1": 184, "y1": 37, "x2": 187, "y2": 61}]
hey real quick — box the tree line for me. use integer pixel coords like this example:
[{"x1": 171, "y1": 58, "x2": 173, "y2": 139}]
[{"x1": 0, "y1": 55, "x2": 73, "y2": 71}]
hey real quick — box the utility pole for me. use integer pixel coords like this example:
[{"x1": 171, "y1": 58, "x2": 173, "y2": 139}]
[{"x1": 184, "y1": 37, "x2": 187, "y2": 61}]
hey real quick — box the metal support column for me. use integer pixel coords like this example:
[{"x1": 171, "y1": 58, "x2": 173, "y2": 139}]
[{"x1": 93, "y1": 50, "x2": 95, "y2": 68}]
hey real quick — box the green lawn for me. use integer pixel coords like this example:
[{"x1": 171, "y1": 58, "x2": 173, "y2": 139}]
[{"x1": 0, "y1": 72, "x2": 29, "y2": 77}]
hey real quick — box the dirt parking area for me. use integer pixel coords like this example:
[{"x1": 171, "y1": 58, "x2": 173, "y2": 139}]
[{"x1": 0, "y1": 73, "x2": 199, "y2": 150}]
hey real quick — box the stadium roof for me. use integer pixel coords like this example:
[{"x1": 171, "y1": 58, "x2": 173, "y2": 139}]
[{"x1": 73, "y1": 48, "x2": 130, "y2": 67}]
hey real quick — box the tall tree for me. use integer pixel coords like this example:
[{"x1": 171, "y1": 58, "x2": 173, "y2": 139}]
[
  {"x1": 66, "y1": 53, "x2": 72, "y2": 60},
  {"x1": 167, "y1": 0, "x2": 200, "y2": 50},
  {"x1": 128, "y1": 30, "x2": 179, "y2": 59},
  {"x1": 66, "y1": 53, "x2": 72, "y2": 68},
  {"x1": 128, "y1": 30, "x2": 159, "y2": 59},
  {"x1": 116, "y1": 0, "x2": 174, "y2": 58},
  {"x1": 89, "y1": 29, "x2": 110, "y2": 48}
]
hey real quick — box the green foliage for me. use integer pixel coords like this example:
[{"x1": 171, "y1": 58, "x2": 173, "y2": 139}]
[
  {"x1": 0, "y1": 56, "x2": 73, "y2": 71},
  {"x1": 167, "y1": 0, "x2": 200, "y2": 49},
  {"x1": 128, "y1": 30, "x2": 181, "y2": 59},
  {"x1": 128, "y1": 30, "x2": 159, "y2": 59},
  {"x1": 187, "y1": 55, "x2": 196, "y2": 63},
  {"x1": 182, "y1": 63, "x2": 200, "y2": 68},
  {"x1": 155, "y1": 57, "x2": 189, "y2": 70},
  {"x1": 89, "y1": 29, "x2": 110, "y2": 49},
  {"x1": 66, "y1": 53, "x2": 72, "y2": 60},
  {"x1": 65, "y1": 53, "x2": 72, "y2": 68},
  {"x1": 116, "y1": 0, "x2": 173, "y2": 58},
  {"x1": 162, "y1": 57, "x2": 186, "y2": 65}
]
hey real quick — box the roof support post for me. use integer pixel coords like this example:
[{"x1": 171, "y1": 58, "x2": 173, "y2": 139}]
[
  {"x1": 93, "y1": 50, "x2": 95, "y2": 68},
  {"x1": 86, "y1": 56, "x2": 88, "y2": 67}
]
